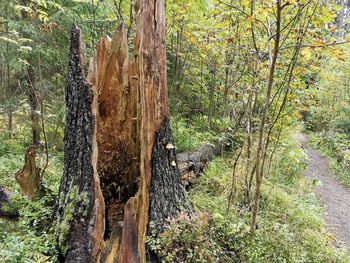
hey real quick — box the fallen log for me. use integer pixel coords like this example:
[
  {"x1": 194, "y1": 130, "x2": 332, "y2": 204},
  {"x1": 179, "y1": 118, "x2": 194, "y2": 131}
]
[{"x1": 178, "y1": 141, "x2": 226, "y2": 188}]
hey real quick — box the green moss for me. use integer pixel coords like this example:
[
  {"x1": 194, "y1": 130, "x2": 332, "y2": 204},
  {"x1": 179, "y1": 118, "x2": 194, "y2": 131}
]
[{"x1": 57, "y1": 185, "x2": 90, "y2": 251}]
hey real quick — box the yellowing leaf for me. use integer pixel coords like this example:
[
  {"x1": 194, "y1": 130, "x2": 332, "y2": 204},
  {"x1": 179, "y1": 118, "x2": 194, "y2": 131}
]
[{"x1": 301, "y1": 47, "x2": 313, "y2": 60}]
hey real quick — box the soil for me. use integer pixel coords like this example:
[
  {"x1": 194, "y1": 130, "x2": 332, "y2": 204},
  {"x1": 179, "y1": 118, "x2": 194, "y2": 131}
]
[{"x1": 299, "y1": 133, "x2": 350, "y2": 254}]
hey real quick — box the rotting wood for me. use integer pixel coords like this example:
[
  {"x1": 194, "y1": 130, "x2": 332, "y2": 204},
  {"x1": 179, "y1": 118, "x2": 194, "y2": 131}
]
[
  {"x1": 15, "y1": 146, "x2": 42, "y2": 199},
  {"x1": 56, "y1": 5, "x2": 190, "y2": 260},
  {"x1": 87, "y1": 23, "x2": 141, "y2": 261}
]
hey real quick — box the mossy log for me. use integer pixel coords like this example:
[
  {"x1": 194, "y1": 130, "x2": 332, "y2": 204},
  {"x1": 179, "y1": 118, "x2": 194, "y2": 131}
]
[{"x1": 55, "y1": 0, "x2": 190, "y2": 261}]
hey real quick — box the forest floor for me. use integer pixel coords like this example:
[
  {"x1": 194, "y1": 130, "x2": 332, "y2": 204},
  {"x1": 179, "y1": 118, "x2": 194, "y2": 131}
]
[{"x1": 299, "y1": 133, "x2": 350, "y2": 254}]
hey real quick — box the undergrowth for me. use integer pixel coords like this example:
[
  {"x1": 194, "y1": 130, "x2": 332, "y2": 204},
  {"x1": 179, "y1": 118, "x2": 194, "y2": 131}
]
[
  {"x1": 0, "y1": 132, "x2": 62, "y2": 262},
  {"x1": 147, "y1": 132, "x2": 349, "y2": 262},
  {"x1": 172, "y1": 116, "x2": 227, "y2": 152}
]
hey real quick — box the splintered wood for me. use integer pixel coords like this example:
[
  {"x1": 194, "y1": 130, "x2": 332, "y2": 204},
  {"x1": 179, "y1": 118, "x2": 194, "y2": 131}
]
[
  {"x1": 88, "y1": 24, "x2": 140, "y2": 262},
  {"x1": 57, "y1": 1, "x2": 189, "y2": 262}
]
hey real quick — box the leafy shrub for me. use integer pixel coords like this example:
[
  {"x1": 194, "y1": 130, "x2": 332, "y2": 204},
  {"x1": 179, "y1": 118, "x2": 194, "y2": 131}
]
[
  {"x1": 0, "y1": 193, "x2": 58, "y2": 263},
  {"x1": 172, "y1": 117, "x2": 218, "y2": 152},
  {"x1": 147, "y1": 213, "x2": 233, "y2": 262}
]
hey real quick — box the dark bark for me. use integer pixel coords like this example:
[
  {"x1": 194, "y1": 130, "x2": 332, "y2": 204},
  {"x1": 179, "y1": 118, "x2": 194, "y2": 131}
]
[
  {"x1": 149, "y1": 119, "x2": 190, "y2": 233},
  {"x1": 55, "y1": 25, "x2": 104, "y2": 262},
  {"x1": 177, "y1": 142, "x2": 223, "y2": 188}
]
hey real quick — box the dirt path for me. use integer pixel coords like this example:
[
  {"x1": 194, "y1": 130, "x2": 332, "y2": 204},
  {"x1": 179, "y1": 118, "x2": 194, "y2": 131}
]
[{"x1": 298, "y1": 133, "x2": 350, "y2": 253}]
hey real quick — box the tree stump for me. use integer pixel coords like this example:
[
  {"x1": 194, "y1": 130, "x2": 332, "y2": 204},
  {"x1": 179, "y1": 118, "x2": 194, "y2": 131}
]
[
  {"x1": 55, "y1": 1, "x2": 190, "y2": 261},
  {"x1": 15, "y1": 146, "x2": 42, "y2": 199}
]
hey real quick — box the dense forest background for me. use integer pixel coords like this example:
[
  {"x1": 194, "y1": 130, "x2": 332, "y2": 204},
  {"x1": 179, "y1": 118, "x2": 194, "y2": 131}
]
[{"x1": 0, "y1": 0, "x2": 350, "y2": 262}]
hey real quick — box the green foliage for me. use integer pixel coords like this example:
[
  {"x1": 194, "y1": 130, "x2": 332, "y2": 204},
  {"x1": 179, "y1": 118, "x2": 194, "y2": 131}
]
[
  {"x1": 303, "y1": 44, "x2": 350, "y2": 190},
  {"x1": 148, "y1": 133, "x2": 348, "y2": 262},
  {"x1": 0, "y1": 131, "x2": 62, "y2": 262},
  {"x1": 305, "y1": 48, "x2": 350, "y2": 134},
  {"x1": 172, "y1": 117, "x2": 218, "y2": 152},
  {"x1": 0, "y1": 193, "x2": 58, "y2": 262},
  {"x1": 147, "y1": 213, "x2": 232, "y2": 262}
]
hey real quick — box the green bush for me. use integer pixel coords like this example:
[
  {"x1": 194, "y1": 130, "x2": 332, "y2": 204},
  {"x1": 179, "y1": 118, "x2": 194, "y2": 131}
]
[
  {"x1": 0, "y1": 133, "x2": 62, "y2": 262},
  {"x1": 0, "y1": 193, "x2": 58, "y2": 263},
  {"x1": 172, "y1": 117, "x2": 218, "y2": 152}
]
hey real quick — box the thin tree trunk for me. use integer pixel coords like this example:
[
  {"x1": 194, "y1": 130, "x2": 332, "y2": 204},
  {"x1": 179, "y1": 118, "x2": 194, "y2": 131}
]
[
  {"x1": 5, "y1": 4, "x2": 12, "y2": 139},
  {"x1": 20, "y1": 0, "x2": 40, "y2": 146},
  {"x1": 250, "y1": 0, "x2": 282, "y2": 233},
  {"x1": 27, "y1": 67, "x2": 40, "y2": 146},
  {"x1": 8, "y1": 104, "x2": 13, "y2": 139}
]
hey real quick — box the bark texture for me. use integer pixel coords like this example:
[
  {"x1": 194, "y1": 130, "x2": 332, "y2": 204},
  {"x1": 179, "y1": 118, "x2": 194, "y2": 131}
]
[
  {"x1": 55, "y1": 25, "x2": 104, "y2": 262},
  {"x1": 149, "y1": 119, "x2": 189, "y2": 233},
  {"x1": 57, "y1": 10, "x2": 189, "y2": 261},
  {"x1": 177, "y1": 142, "x2": 222, "y2": 188}
]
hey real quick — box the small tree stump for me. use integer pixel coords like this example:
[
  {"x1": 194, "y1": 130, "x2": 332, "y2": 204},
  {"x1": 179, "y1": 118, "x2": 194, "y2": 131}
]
[{"x1": 15, "y1": 146, "x2": 42, "y2": 199}]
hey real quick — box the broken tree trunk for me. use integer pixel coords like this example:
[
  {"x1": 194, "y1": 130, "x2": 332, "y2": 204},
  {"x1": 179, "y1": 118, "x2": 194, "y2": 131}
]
[
  {"x1": 55, "y1": 26, "x2": 105, "y2": 262},
  {"x1": 56, "y1": 0, "x2": 190, "y2": 261}
]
